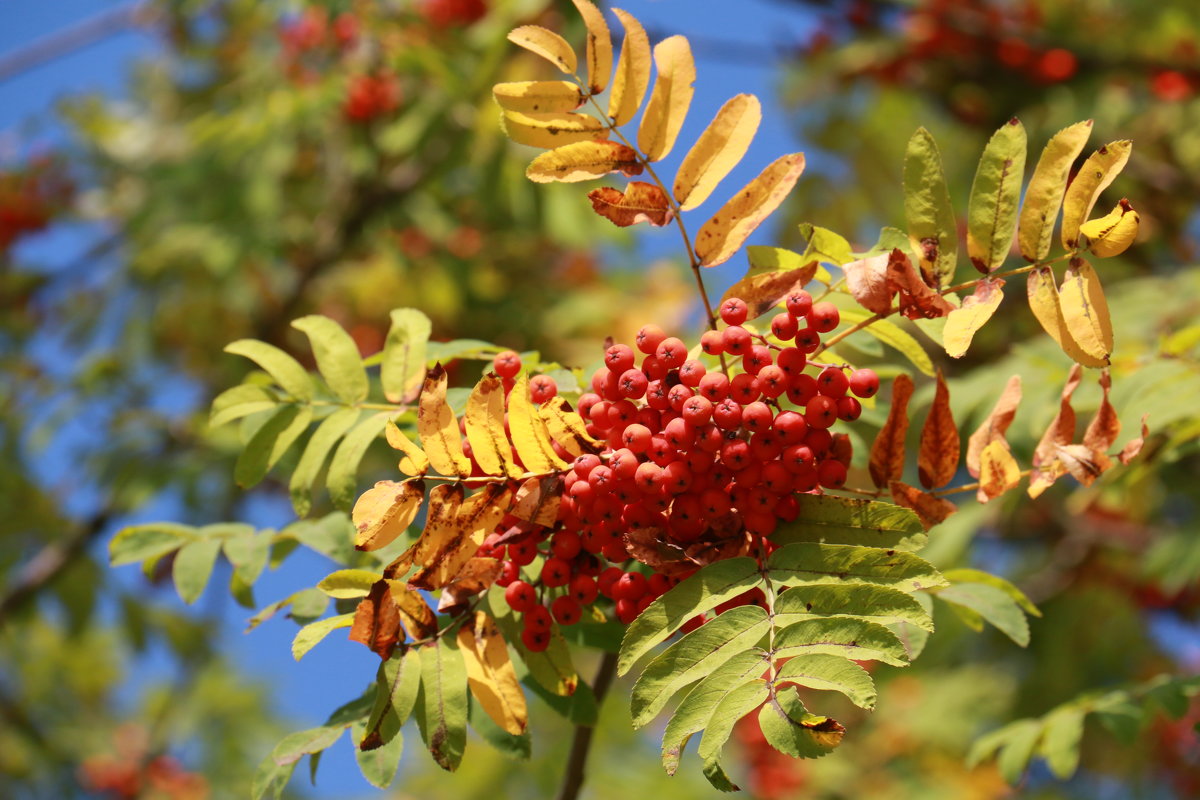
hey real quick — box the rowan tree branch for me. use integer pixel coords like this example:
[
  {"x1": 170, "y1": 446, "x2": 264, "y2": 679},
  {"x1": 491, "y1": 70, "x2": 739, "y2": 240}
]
[{"x1": 556, "y1": 650, "x2": 619, "y2": 800}]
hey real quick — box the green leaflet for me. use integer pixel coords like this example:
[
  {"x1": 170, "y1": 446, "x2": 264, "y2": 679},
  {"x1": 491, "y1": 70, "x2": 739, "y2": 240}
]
[
  {"x1": 361, "y1": 648, "x2": 421, "y2": 751},
  {"x1": 292, "y1": 314, "x2": 369, "y2": 404},
  {"x1": 696, "y1": 679, "x2": 770, "y2": 791},
  {"x1": 109, "y1": 522, "x2": 194, "y2": 565},
  {"x1": 774, "y1": 584, "x2": 934, "y2": 633},
  {"x1": 223, "y1": 527, "x2": 272, "y2": 589},
  {"x1": 172, "y1": 537, "x2": 223, "y2": 604},
  {"x1": 416, "y1": 637, "x2": 468, "y2": 771},
  {"x1": 775, "y1": 654, "x2": 877, "y2": 710},
  {"x1": 888, "y1": 591, "x2": 934, "y2": 660},
  {"x1": 661, "y1": 650, "x2": 769, "y2": 775},
  {"x1": 966, "y1": 118, "x2": 1027, "y2": 273},
  {"x1": 468, "y1": 697, "x2": 532, "y2": 761},
  {"x1": 250, "y1": 753, "x2": 295, "y2": 800},
  {"x1": 234, "y1": 404, "x2": 312, "y2": 489},
  {"x1": 797, "y1": 222, "x2": 854, "y2": 266},
  {"x1": 289, "y1": 407, "x2": 362, "y2": 517},
  {"x1": 381, "y1": 308, "x2": 432, "y2": 404},
  {"x1": 353, "y1": 720, "x2": 403, "y2": 788},
  {"x1": 291, "y1": 613, "x2": 354, "y2": 660},
  {"x1": 224, "y1": 339, "x2": 314, "y2": 400},
  {"x1": 317, "y1": 569, "x2": 383, "y2": 599},
  {"x1": 758, "y1": 686, "x2": 844, "y2": 759},
  {"x1": 903, "y1": 127, "x2": 958, "y2": 289},
  {"x1": 996, "y1": 719, "x2": 1043, "y2": 784},
  {"x1": 746, "y1": 245, "x2": 811, "y2": 276},
  {"x1": 618, "y1": 556, "x2": 759, "y2": 676},
  {"x1": 941, "y1": 568, "x2": 1041, "y2": 616},
  {"x1": 836, "y1": 307, "x2": 934, "y2": 376},
  {"x1": 769, "y1": 494, "x2": 926, "y2": 552},
  {"x1": 631, "y1": 605, "x2": 770, "y2": 728},
  {"x1": 767, "y1": 542, "x2": 947, "y2": 593},
  {"x1": 271, "y1": 725, "x2": 345, "y2": 766},
  {"x1": 936, "y1": 582, "x2": 1030, "y2": 646},
  {"x1": 1037, "y1": 708, "x2": 1085, "y2": 779},
  {"x1": 326, "y1": 412, "x2": 390, "y2": 510},
  {"x1": 210, "y1": 383, "x2": 278, "y2": 428},
  {"x1": 285, "y1": 512, "x2": 357, "y2": 565},
  {"x1": 518, "y1": 671, "x2": 597, "y2": 726},
  {"x1": 1018, "y1": 119, "x2": 1092, "y2": 262},
  {"x1": 773, "y1": 617, "x2": 909, "y2": 666}
]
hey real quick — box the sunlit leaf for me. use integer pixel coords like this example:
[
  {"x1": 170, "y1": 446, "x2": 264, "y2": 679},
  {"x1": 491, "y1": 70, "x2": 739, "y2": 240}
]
[
  {"x1": 918, "y1": 370, "x2": 959, "y2": 489},
  {"x1": 696, "y1": 679, "x2": 768, "y2": 790},
  {"x1": 758, "y1": 687, "x2": 845, "y2": 759},
  {"x1": 1062, "y1": 141, "x2": 1133, "y2": 249},
  {"x1": 110, "y1": 523, "x2": 194, "y2": 566},
  {"x1": 888, "y1": 481, "x2": 957, "y2": 530},
  {"x1": 381, "y1": 309, "x2": 431, "y2": 404},
  {"x1": 886, "y1": 249, "x2": 955, "y2": 319},
  {"x1": 507, "y1": 25, "x2": 577, "y2": 73},
  {"x1": 291, "y1": 407, "x2": 361, "y2": 516},
  {"x1": 492, "y1": 80, "x2": 585, "y2": 114},
  {"x1": 416, "y1": 636, "x2": 469, "y2": 771},
  {"x1": 587, "y1": 181, "x2": 674, "y2": 227},
  {"x1": 943, "y1": 277, "x2": 1005, "y2": 359},
  {"x1": 408, "y1": 483, "x2": 511, "y2": 591},
  {"x1": 977, "y1": 439, "x2": 1021, "y2": 503},
  {"x1": 225, "y1": 339, "x2": 313, "y2": 400},
  {"x1": 464, "y1": 375, "x2": 519, "y2": 478},
  {"x1": 538, "y1": 396, "x2": 603, "y2": 458},
  {"x1": 842, "y1": 252, "x2": 892, "y2": 314},
  {"x1": 418, "y1": 365, "x2": 470, "y2": 478},
  {"x1": 235, "y1": 404, "x2": 311, "y2": 489},
  {"x1": 526, "y1": 140, "x2": 643, "y2": 183},
  {"x1": 172, "y1": 537, "x2": 223, "y2": 604},
  {"x1": 967, "y1": 118, "x2": 1026, "y2": 273},
  {"x1": 501, "y1": 110, "x2": 608, "y2": 150},
  {"x1": 720, "y1": 259, "x2": 818, "y2": 321},
  {"x1": 608, "y1": 8, "x2": 651, "y2": 126},
  {"x1": 937, "y1": 582, "x2": 1028, "y2": 645},
  {"x1": 674, "y1": 93, "x2": 761, "y2": 210},
  {"x1": 507, "y1": 373, "x2": 569, "y2": 472},
  {"x1": 1079, "y1": 199, "x2": 1140, "y2": 258},
  {"x1": 385, "y1": 419, "x2": 429, "y2": 476},
  {"x1": 903, "y1": 127, "x2": 958, "y2": 288},
  {"x1": 292, "y1": 613, "x2": 355, "y2": 660},
  {"x1": 868, "y1": 373, "x2": 914, "y2": 488},
  {"x1": 966, "y1": 374, "x2": 1021, "y2": 478},
  {"x1": 773, "y1": 617, "x2": 909, "y2": 666},
  {"x1": 1018, "y1": 119, "x2": 1092, "y2": 262},
  {"x1": 572, "y1": 0, "x2": 612, "y2": 94},
  {"x1": 457, "y1": 611, "x2": 528, "y2": 735},
  {"x1": 769, "y1": 494, "x2": 926, "y2": 552},
  {"x1": 292, "y1": 315, "x2": 369, "y2": 404},
  {"x1": 838, "y1": 307, "x2": 933, "y2": 375},
  {"x1": 327, "y1": 413, "x2": 390, "y2": 510},
  {"x1": 776, "y1": 654, "x2": 877, "y2": 710},
  {"x1": 349, "y1": 580, "x2": 403, "y2": 659},
  {"x1": 1026, "y1": 266, "x2": 1105, "y2": 367},
  {"x1": 774, "y1": 583, "x2": 934, "y2": 634},
  {"x1": 1059, "y1": 257, "x2": 1113, "y2": 365},
  {"x1": 767, "y1": 542, "x2": 946, "y2": 593},
  {"x1": 638, "y1": 35, "x2": 695, "y2": 162},
  {"x1": 695, "y1": 152, "x2": 806, "y2": 268}
]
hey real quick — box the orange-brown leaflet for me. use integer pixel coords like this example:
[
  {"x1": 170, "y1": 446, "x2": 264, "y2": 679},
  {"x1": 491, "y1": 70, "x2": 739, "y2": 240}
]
[
  {"x1": 510, "y1": 475, "x2": 563, "y2": 527},
  {"x1": 1083, "y1": 370, "x2": 1121, "y2": 453},
  {"x1": 1055, "y1": 443, "x2": 1111, "y2": 486},
  {"x1": 721, "y1": 260, "x2": 819, "y2": 321},
  {"x1": 977, "y1": 440, "x2": 1021, "y2": 502},
  {"x1": 918, "y1": 370, "x2": 959, "y2": 490},
  {"x1": 869, "y1": 374, "x2": 915, "y2": 488},
  {"x1": 965, "y1": 375, "x2": 1022, "y2": 478},
  {"x1": 587, "y1": 182, "x2": 675, "y2": 227},
  {"x1": 349, "y1": 579, "x2": 404, "y2": 659},
  {"x1": 889, "y1": 480, "x2": 957, "y2": 530},
  {"x1": 1027, "y1": 365, "x2": 1082, "y2": 497},
  {"x1": 437, "y1": 557, "x2": 504, "y2": 615},
  {"x1": 843, "y1": 253, "x2": 893, "y2": 315},
  {"x1": 408, "y1": 483, "x2": 512, "y2": 591},
  {"x1": 886, "y1": 249, "x2": 955, "y2": 320},
  {"x1": 624, "y1": 526, "x2": 691, "y2": 575},
  {"x1": 1118, "y1": 414, "x2": 1150, "y2": 465}
]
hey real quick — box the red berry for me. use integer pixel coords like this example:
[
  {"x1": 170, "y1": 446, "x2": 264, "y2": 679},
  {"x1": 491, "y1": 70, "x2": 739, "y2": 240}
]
[
  {"x1": 698, "y1": 372, "x2": 731, "y2": 402},
  {"x1": 493, "y1": 350, "x2": 521, "y2": 378},
  {"x1": 622, "y1": 423, "x2": 653, "y2": 453},
  {"x1": 525, "y1": 604, "x2": 552, "y2": 631},
  {"x1": 786, "y1": 291, "x2": 813, "y2": 318},
  {"x1": 817, "y1": 459, "x2": 847, "y2": 489},
  {"x1": 849, "y1": 368, "x2": 879, "y2": 398},
  {"x1": 679, "y1": 359, "x2": 707, "y2": 387},
  {"x1": 805, "y1": 395, "x2": 838, "y2": 429},
  {"x1": 770, "y1": 313, "x2": 798, "y2": 341},
  {"x1": 655, "y1": 337, "x2": 688, "y2": 368},
  {"x1": 570, "y1": 574, "x2": 599, "y2": 604},
  {"x1": 505, "y1": 580, "x2": 537, "y2": 612},
  {"x1": 722, "y1": 325, "x2": 752, "y2": 355},
  {"x1": 636, "y1": 324, "x2": 667, "y2": 355},
  {"x1": 552, "y1": 530, "x2": 582, "y2": 560},
  {"x1": 616, "y1": 597, "x2": 639, "y2": 624},
  {"x1": 837, "y1": 396, "x2": 862, "y2": 421},
  {"x1": 808, "y1": 302, "x2": 840, "y2": 333},
  {"x1": 700, "y1": 329, "x2": 725, "y2": 355},
  {"x1": 521, "y1": 627, "x2": 550, "y2": 652},
  {"x1": 551, "y1": 596, "x2": 582, "y2": 626},
  {"x1": 742, "y1": 401, "x2": 773, "y2": 432},
  {"x1": 605, "y1": 344, "x2": 635, "y2": 373},
  {"x1": 618, "y1": 368, "x2": 648, "y2": 399},
  {"x1": 598, "y1": 566, "x2": 624, "y2": 598},
  {"x1": 614, "y1": 571, "x2": 648, "y2": 601},
  {"x1": 496, "y1": 560, "x2": 519, "y2": 587},
  {"x1": 720, "y1": 298, "x2": 749, "y2": 326},
  {"x1": 817, "y1": 366, "x2": 849, "y2": 397},
  {"x1": 530, "y1": 375, "x2": 557, "y2": 403}
]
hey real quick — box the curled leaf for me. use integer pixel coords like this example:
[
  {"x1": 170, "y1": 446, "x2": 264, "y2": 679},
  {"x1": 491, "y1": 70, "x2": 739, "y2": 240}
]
[
  {"x1": 889, "y1": 480, "x2": 957, "y2": 530},
  {"x1": 1018, "y1": 119, "x2": 1092, "y2": 262},
  {"x1": 1061, "y1": 141, "x2": 1133, "y2": 249},
  {"x1": 607, "y1": 8, "x2": 651, "y2": 126},
  {"x1": 1054, "y1": 443, "x2": 1110, "y2": 486},
  {"x1": 903, "y1": 127, "x2": 958, "y2": 288},
  {"x1": 1028, "y1": 365, "x2": 1082, "y2": 498},
  {"x1": 1059, "y1": 257, "x2": 1113, "y2": 365},
  {"x1": 385, "y1": 420, "x2": 429, "y2": 476},
  {"x1": 507, "y1": 25, "x2": 577, "y2": 73},
  {"x1": 1083, "y1": 370, "x2": 1120, "y2": 454},
  {"x1": 977, "y1": 440, "x2": 1021, "y2": 503},
  {"x1": 1118, "y1": 414, "x2": 1149, "y2": 465},
  {"x1": 350, "y1": 580, "x2": 404, "y2": 659},
  {"x1": 943, "y1": 278, "x2": 1006, "y2": 358},
  {"x1": 572, "y1": 0, "x2": 612, "y2": 95},
  {"x1": 918, "y1": 370, "x2": 959, "y2": 489},
  {"x1": 966, "y1": 375, "x2": 1021, "y2": 478},
  {"x1": 674, "y1": 93, "x2": 762, "y2": 210},
  {"x1": 887, "y1": 249, "x2": 955, "y2": 319},
  {"x1": 588, "y1": 182, "x2": 674, "y2": 227},
  {"x1": 353, "y1": 479, "x2": 425, "y2": 551},
  {"x1": 843, "y1": 253, "x2": 893, "y2": 315},
  {"x1": 501, "y1": 111, "x2": 608, "y2": 150},
  {"x1": 868, "y1": 374, "x2": 914, "y2": 488},
  {"x1": 967, "y1": 118, "x2": 1026, "y2": 273},
  {"x1": 389, "y1": 582, "x2": 438, "y2": 640},
  {"x1": 1026, "y1": 267, "x2": 1105, "y2": 367},
  {"x1": 695, "y1": 153, "x2": 806, "y2": 268},
  {"x1": 1079, "y1": 199, "x2": 1140, "y2": 258},
  {"x1": 538, "y1": 397, "x2": 603, "y2": 458},
  {"x1": 510, "y1": 475, "x2": 563, "y2": 528},
  {"x1": 638, "y1": 35, "x2": 695, "y2": 162},
  {"x1": 418, "y1": 365, "x2": 470, "y2": 478},
  {"x1": 526, "y1": 140, "x2": 643, "y2": 183},
  {"x1": 409, "y1": 483, "x2": 512, "y2": 591}
]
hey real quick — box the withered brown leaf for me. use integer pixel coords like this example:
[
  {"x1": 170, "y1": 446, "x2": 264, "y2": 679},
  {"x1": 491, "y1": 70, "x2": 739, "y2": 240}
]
[
  {"x1": 966, "y1": 375, "x2": 1022, "y2": 478},
  {"x1": 889, "y1": 480, "x2": 957, "y2": 530},
  {"x1": 886, "y1": 249, "x2": 955, "y2": 320},
  {"x1": 587, "y1": 182, "x2": 675, "y2": 227},
  {"x1": 349, "y1": 579, "x2": 404, "y2": 659},
  {"x1": 918, "y1": 369, "x2": 959, "y2": 489},
  {"x1": 868, "y1": 373, "x2": 915, "y2": 488}
]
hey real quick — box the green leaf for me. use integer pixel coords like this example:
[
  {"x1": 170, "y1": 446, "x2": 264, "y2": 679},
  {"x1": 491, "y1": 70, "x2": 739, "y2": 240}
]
[
  {"x1": 631, "y1": 605, "x2": 770, "y2": 728},
  {"x1": 225, "y1": 339, "x2": 314, "y2": 400},
  {"x1": 903, "y1": 127, "x2": 958, "y2": 289},
  {"x1": 1018, "y1": 120, "x2": 1092, "y2": 262},
  {"x1": 745, "y1": 245, "x2": 811, "y2": 277},
  {"x1": 967, "y1": 118, "x2": 1027, "y2": 273},
  {"x1": 317, "y1": 569, "x2": 383, "y2": 599},
  {"x1": 936, "y1": 582, "x2": 1029, "y2": 646},
  {"x1": 172, "y1": 537, "x2": 223, "y2": 604},
  {"x1": 767, "y1": 542, "x2": 947, "y2": 593},
  {"x1": 109, "y1": 523, "x2": 194, "y2": 566},
  {"x1": 888, "y1": 592, "x2": 933, "y2": 660},
  {"x1": 222, "y1": 528, "x2": 272, "y2": 587},
  {"x1": 696, "y1": 679, "x2": 769, "y2": 790},
  {"x1": 210, "y1": 383, "x2": 278, "y2": 428},
  {"x1": 425, "y1": 339, "x2": 505, "y2": 363},
  {"x1": 381, "y1": 309, "x2": 432, "y2": 404},
  {"x1": 285, "y1": 512, "x2": 356, "y2": 565},
  {"x1": 416, "y1": 638, "x2": 468, "y2": 771},
  {"x1": 776, "y1": 654, "x2": 877, "y2": 710},
  {"x1": 836, "y1": 307, "x2": 934, "y2": 376},
  {"x1": 773, "y1": 617, "x2": 909, "y2": 666},
  {"x1": 289, "y1": 587, "x2": 331, "y2": 622},
  {"x1": 326, "y1": 412, "x2": 389, "y2": 510},
  {"x1": 774, "y1": 584, "x2": 934, "y2": 633},
  {"x1": 1037, "y1": 708, "x2": 1085, "y2": 779},
  {"x1": 996, "y1": 719, "x2": 1042, "y2": 784},
  {"x1": 758, "y1": 686, "x2": 844, "y2": 759},
  {"x1": 271, "y1": 725, "x2": 344, "y2": 766},
  {"x1": 292, "y1": 613, "x2": 354, "y2": 660},
  {"x1": 251, "y1": 753, "x2": 296, "y2": 800},
  {"x1": 370, "y1": 648, "x2": 422, "y2": 736},
  {"x1": 797, "y1": 222, "x2": 854, "y2": 266},
  {"x1": 769, "y1": 495, "x2": 926, "y2": 552},
  {"x1": 517, "y1": 670, "x2": 597, "y2": 726},
  {"x1": 234, "y1": 404, "x2": 311, "y2": 489},
  {"x1": 619, "y1": 556, "x2": 759, "y2": 676},
  {"x1": 353, "y1": 718, "x2": 403, "y2": 788},
  {"x1": 292, "y1": 314, "x2": 369, "y2": 404},
  {"x1": 941, "y1": 568, "x2": 1041, "y2": 616},
  {"x1": 469, "y1": 697, "x2": 532, "y2": 760},
  {"x1": 289, "y1": 407, "x2": 362, "y2": 517},
  {"x1": 661, "y1": 650, "x2": 768, "y2": 775}
]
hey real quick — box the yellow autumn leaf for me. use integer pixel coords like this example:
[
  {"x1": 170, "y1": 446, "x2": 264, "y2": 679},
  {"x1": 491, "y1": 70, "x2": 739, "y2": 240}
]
[
  {"x1": 572, "y1": 0, "x2": 612, "y2": 94},
  {"x1": 1059, "y1": 257, "x2": 1113, "y2": 365},
  {"x1": 1026, "y1": 267, "x2": 1106, "y2": 368},
  {"x1": 1018, "y1": 120, "x2": 1092, "y2": 262},
  {"x1": 1060, "y1": 141, "x2": 1132, "y2": 249},
  {"x1": 508, "y1": 373, "x2": 569, "y2": 473},
  {"x1": 694, "y1": 152, "x2": 806, "y2": 268},
  {"x1": 526, "y1": 140, "x2": 643, "y2": 184},
  {"x1": 464, "y1": 375, "x2": 520, "y2": 479},
  {"x1": 457, "y1": 611, "x2": 529, "y2": 735},
  {"x1": 408, "y1": 483, "x2": 511, "y2": 591},
  {"x1": 673, "y1": 93, "x2": 762, "y2": 211},
  {"x1": 492, "y1": 81, "x2": 585, "y2": 114},
  {"x1": 386, "y1": 483, "x2": 462, "y2": 582},
  {"x1": 977, "y1": 440, "x2": 1021, "y2": 503},
  {"x1": 943, "y1": 278, "x2": 1005, "y2": 358},
  {"x1": 500, "y1": 111, "x2": 609, "y2": 150},
  {"x1": 352, "y1": 479, "x2": 425, "y2": 552},
  {"x1": 607, "y1": 8, "x2": 651, "y2": 126},
  {"x1": 637, "y1": 35, "x2": 695, "y2": 162},
  {"x1": 417, "y1": 365, "x2": 470, "y2": 478},
  {"x1": 1079, "y1": 199, "x2": 1140, "y2": 258},
  {"x1": 511, "y1": 475, "x2": 562, "y2": 527},
  {"x1": 507, "y1": 25, "x2": 577, "y2": 74},
  {"x1": 538, "y1": 396, "x2": 602, "y2": 459},
  {"x1": 385, "y1": 419, "x2": 429, "y2": 476}
]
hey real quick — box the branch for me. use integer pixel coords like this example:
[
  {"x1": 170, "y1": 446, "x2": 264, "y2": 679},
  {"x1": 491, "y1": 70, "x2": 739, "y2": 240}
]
[
  {"x1": 0, "y1": 511, "x2": 110, "y2": 625},
  {"x1": 555, "y1": 650, "x2": 619, "y2": 800}
]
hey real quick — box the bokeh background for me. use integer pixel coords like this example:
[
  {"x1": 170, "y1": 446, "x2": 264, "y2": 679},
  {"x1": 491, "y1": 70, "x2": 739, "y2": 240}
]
[{"x1": 1, "y1": 1, "x2": 1197, "y2": 798}]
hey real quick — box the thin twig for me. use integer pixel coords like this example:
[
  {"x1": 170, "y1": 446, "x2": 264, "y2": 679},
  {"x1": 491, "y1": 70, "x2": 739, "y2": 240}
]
[{"x1": 556, "y1": 650, "x2": 619, "y2": 800}]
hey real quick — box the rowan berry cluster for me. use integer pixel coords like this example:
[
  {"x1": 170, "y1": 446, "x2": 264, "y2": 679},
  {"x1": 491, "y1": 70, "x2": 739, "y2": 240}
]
[{"x1": 472, "y1": 294, "x2": 879, "y2": 651}]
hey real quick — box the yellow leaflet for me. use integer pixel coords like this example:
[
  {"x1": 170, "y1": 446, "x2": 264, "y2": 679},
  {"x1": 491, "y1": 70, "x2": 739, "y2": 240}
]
[
  {"x1": 977, "y1": 440, "x2": 1021, "y2": 503},
  {"x1": 572, "y1": 0, "x2": 612, "y2": 95},
  {"x1": 637, "y1": 35, "x2": 695, "y2": 162},
  {"x1": 385, "y1": 420, "x2": 429, "y2": 475},
  {"x1": 457, "y1": 611, "x2": 529, "y2": 735},
  {"x1": 607, "y1": 8, "x2": 651, "y2": 126},
  {"x1": 674, "y1": 93, "x2": 762, "y2": 211},
  {"x1": 386, "y1": 483, "x2": 463, "y2": 582},
  {"x1": 417, "y1": 365, "x2": 470, "y2": 478},
  {"x1": 1061, "y1": 140, "x2": 1132, "y2": 249},
  {"x1": 500, "y1": 110, "x2": 608, "y2": 150},
  {"x1": 526, "y1": 140, "x2": 643, "y2": 184},
  {"x1": 507, "y1": 25, "x2": 577, "y2": 74},
  {"x1": 508, "y1": 373, "x2": 569, "y2": 473},
  {"x1": 1079, "y1": 200, "x2": 1140, "y2": 258},
  {"x1": 1059, "y1": 258, "x2": 1113, "y2": 365},
  {"x1": 511, "y1": 476, "x2": 562, "y2": 527},
  {"x1": 1026, "y1": 267, "x2": 1105, "y2": 367},
  {"x1": 943, "y1": 278, "x2": 1006, "y2": 359},
  {"x1": 492, "y1": 81, "x2": 584, "y2": 114},
  {"x1": 352, "y1": 479, "x2": 425, "y2": 552},
  {"x1": 409, "y1": 484, "x2": 511, "y2": 591},
  {"x1": 695, "y1": 153, "x2": 806, "y2": 268},
  {"x1": 464, "y1": 375, "x2": 520, "y2": 479},
  {"x1": 1018, "y1": 119, "x2": 1092, "y2": 262},
  {"x1": 538, "y1": 396, "x2": 602, "y2": 458}
]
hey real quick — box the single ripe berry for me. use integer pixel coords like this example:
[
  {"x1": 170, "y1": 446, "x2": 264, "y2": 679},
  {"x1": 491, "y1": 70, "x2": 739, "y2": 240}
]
[
  {"x1": 817, "y1": 366, "x2": 849, "y2": 397},
  {"x1": 722, "y1": 325, "x2": 751, "y2": 355},
  {"x1": 525, "y1": 604, "x2": 553, "y2": 632},
  {"x1": 521, "y1": 627, "x2": 550, "y2": 652},
  {"x1": 805, "y1": 395, "x2": 838, "y2": 429},
  {"x1": 837, "y1": 396, "x2": 862, "y2": 421},
  {"x1": 597, "y1": 566, "x2": 624, "y2": 599},
  {"x1": 679, "y1": 359, "x2": 706, "y2": 387},
  {"x1": 817, "y1": 459, "x2": 848, "y2": 489},
  {"x1": 505, "y1": 580, "x2": 538, "y2": 613},
  {"x1": 551, "y1": 596, "x2": 583, "y2": 626},
  {"x1": 605, "y1": 343, "x2": 635, "y2": 373},
  {"x1": 700, "y1": 329, "x2": 725, "y2": 355},
  {"x1": 808, "y1": 302, "x2": 840, "y2": 333},
  {"x1": 655, "y1": 337, "x2": 688, "y2": 368},
  {"x1": 770, "y1": 312, "x2": 798, "y2": 341},
  {"x1": 849, "y1": 368, "x2": 880, "y2": 398},
  {"x1": 618, "y1": 368, "x2": 648, "y2": 399},
  {"x1": 786, "y1": 290, "x2": 813, "y2": 319},
  {"x1": 530, "y1": 374, "x2": 557, "y2": 403},
  {"x1": 570, "y1": 574, "x2": 599, "y2": 604},
  {"x1": 636, "y1": 324, "x2": 667, "y2": 355},
  {"x1": 551, "y1": 530, "x2": 582, "y2": 560},
  {"x1": 493, "y1": 350, "x2": 521, "y2": 378},
  {"x1": 614, "y1": 571, "x2": 649, "y2": 601},
  {"x1": 720, "y1": 297, "x2": 749, "y2": 326}
]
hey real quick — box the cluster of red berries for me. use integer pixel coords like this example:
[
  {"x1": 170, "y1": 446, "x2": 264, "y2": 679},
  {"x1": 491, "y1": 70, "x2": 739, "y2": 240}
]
[
  {"x1": 465, "y1": 294, "x2": 879, "y2": 651},
  {"x1": 0, "y1": 160, "x2": 72, "y2": 252},
  {"x1": 342, "y1": 71, "x2": 402, "y2": 123},
  {"x1": 279, "y1": 8, "x2": 359, "y2": 58},
  {"x1": 419, "y1": 0, "x2": 488, "y2": 29}
]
